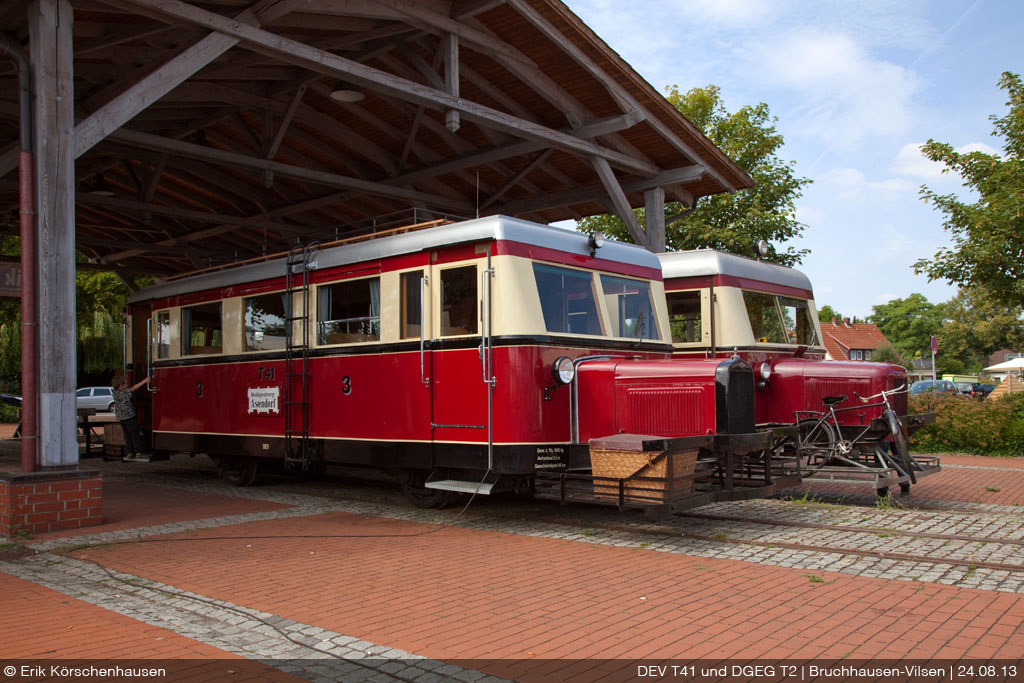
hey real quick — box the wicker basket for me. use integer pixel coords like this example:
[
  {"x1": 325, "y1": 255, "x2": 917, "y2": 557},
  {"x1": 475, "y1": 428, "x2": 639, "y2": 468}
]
[{"x1": 589, "y1": 434, "x2": 697, "y2": 502}]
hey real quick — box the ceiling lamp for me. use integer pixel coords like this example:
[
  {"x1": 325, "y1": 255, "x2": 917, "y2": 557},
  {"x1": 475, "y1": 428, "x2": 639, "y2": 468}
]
[
  {"x1": 330, "y1": 84, "x2": 365, "y2": 102},
  {"x1": 88, "y1": 174, "x2": 114, "y2": 197}
]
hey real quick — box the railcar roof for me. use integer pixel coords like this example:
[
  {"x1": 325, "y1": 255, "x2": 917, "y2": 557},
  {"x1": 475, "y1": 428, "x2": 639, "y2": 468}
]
[
  {"x1": 658, "y1": 250, "x2": 813, "y2": 293},
  {"x1": 128, "y1": 215, "x2": 660, "y2": 303}
]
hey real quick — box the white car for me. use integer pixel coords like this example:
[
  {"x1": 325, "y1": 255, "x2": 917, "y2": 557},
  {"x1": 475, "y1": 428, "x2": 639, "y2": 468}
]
[{"x1": 76, "y1": 386, "x2": 115, "y2": 412}]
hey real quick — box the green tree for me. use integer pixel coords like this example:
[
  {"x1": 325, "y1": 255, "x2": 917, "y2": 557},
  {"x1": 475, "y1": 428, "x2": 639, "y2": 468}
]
[
  {"x1": 0, "y1": 236, "x2": 135, "y2": 387},
  {"x1": 578, "y1": 85, "x2": 812, "y2": 265},
  {"x1": 870, "y1": 343, "x2": 907, "y2": 368},
  {"x1": 817, "y1": 304, "x2": 842, "y2": 324},
  {"x1": 915, "y1": 72, "x2": 1024, "y2": 307},
  {"x1": 869, "y1": 294, "x2": 946, "y2": 359},
  {"x1": 938, "y1": 286, "x2": 1024, "y2": 371}
]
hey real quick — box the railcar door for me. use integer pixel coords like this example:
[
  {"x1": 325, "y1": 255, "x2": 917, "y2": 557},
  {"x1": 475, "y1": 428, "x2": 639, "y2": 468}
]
[{"x1": 429, "y1": 256, "x2": 493, "y2": 467}]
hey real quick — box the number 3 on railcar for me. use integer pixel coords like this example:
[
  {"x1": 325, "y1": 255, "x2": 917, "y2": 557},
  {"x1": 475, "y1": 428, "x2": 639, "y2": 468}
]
[{"x1": 125, "y1": 216, "x2": 775, "y2": 507}]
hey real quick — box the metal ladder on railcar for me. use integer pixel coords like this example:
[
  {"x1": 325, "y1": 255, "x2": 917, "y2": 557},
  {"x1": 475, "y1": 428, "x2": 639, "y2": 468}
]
[{"x1": 283, "y1": 242, "x2": 319, "y2": 470}]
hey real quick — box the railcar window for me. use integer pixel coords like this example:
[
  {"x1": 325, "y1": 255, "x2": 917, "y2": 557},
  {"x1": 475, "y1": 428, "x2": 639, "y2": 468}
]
[
  {"x1": 245, "y1": 293, "x2": 288, "y2": 351},
  {"x1": 182, "y1": 302, "x2": 222, "y2": 355},
  {"x1": 156, "y1": 311, "x2": 171, "y2": 359},
  {"x1": 599, "y1": 275, "x2": 661, "y2": 340},
  {"x1": 400, "y1": 271, "x2": 423, "y2": 339},
  {"x1": 666, "y1": 291, "x2": 702, "y2": 343},
  {"x1": 779, "y1": 296, "x2": 819, "y2": 345},
  {"x1": 318, "y1": 277, "x2": 380, "y2": 344},
  {"x1": 440, "y1": 266, "x2": 477, "y2": 336},
  {"x1": 742, "y1": 291, "x2": 819, "y2": 345},
  {"x1": 532, "y1": 264, "x2": 601, "y2": 335}
]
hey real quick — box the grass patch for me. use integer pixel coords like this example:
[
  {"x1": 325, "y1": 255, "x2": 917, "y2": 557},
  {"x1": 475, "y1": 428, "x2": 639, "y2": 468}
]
[{"x1": 875, "y1": 493, "x2": 904, "y2": 510}]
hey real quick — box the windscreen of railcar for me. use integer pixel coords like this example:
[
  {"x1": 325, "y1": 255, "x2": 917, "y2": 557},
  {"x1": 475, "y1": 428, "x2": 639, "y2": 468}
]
[
  {"x1": 600, "y1": 275, "x2": 660, "y2": 340},
  {"x1": 533, "y1": 264, "x2": 602, "y2": 335},
  {"x1": 742, "y1": 291, "x2": 819, "y2": 346}
]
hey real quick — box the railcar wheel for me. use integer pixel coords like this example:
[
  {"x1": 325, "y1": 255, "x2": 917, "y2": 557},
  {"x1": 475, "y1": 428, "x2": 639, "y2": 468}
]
[
  {"x1": 221, "y1": 456, "x2": 259, "y2": 486},
  {"x1": 301, "y1": 458, "x2": 328, "y2": 479},
  {"x1": 398, "y1": 469, "x2": 451, "y2": 509}
]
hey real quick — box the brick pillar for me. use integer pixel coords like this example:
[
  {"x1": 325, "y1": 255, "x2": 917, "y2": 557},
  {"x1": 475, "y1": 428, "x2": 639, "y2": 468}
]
[{"x1": 0, "y1": 469, "x2": 102, "y2": 538}]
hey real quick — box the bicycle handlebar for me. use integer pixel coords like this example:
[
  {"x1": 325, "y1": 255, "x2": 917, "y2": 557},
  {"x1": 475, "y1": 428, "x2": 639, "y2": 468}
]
[{"x1": 854, "y1": 384, "x2": 907, "y2": 403}]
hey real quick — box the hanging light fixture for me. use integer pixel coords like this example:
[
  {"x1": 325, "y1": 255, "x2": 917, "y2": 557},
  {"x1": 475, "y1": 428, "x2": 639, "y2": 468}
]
[
  {"x1": 88, "y1": 174, "x2": 114, "y2": 197},
  {"x1": 329, "y1": 82, "x2": 365, "y2": 102}
]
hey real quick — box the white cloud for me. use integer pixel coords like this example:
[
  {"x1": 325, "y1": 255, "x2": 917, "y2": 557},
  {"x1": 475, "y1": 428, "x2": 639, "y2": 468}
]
[
  {"x1": 795, "y1": 204, "x2": 826, "y2": 226},
  {"x1": 819, "y1": 167, "x2": 913, "y2": 196},
  {"x1": 749, "y1": 30, "x2": 920, "y2": 147},
  {"x1": 663, "y1": 0, "x2": 777, "y2": 27},
  {"x1": 877, "y1": 293, "x2": 898, "y2": 302},
  {"x1": 891, "y1": 141, "x2": 1001, "y2": 179},
  {"x1": 891, "y1": 143, "x2": 942, "y2": 178},
  {"x1": 822, "y1": 168, "x2": 866, "y2": 187}
]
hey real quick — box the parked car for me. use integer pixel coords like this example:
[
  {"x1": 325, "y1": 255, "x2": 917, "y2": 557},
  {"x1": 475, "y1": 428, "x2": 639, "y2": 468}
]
[
  {"x1": 76, "y1": 386, "x2": 115, "y2": 412},
  {"x1": 954, "y1": 381, "x2": 995, "y2": 399},
  {"x1": 909, "y1": 379, "x2": 958, "y2": 396},
  {"x1": 954, "y1": 382, "x2": 978, "y2": 397}
]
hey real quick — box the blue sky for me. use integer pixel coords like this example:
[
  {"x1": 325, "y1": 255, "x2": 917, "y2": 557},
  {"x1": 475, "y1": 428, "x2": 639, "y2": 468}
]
[{"x1": 565, "y1": 0, "x2": 1023, "y2": 320}]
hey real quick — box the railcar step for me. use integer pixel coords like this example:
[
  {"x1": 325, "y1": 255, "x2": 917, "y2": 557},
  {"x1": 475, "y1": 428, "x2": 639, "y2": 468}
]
[{"x1": 423, "y1": 479, "x2": 495, "y2": 494}]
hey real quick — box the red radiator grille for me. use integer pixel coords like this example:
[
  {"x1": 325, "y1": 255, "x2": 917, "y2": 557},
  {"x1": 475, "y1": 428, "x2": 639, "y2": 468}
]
[{"x1": 626, "y1": 387, "x2": 703, "y2": 435}]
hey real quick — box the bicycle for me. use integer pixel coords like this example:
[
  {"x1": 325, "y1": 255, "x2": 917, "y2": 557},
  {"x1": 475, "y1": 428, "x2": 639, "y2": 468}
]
[{"x1": 796, "y1": 384, "x2": 916, "y2": 491}]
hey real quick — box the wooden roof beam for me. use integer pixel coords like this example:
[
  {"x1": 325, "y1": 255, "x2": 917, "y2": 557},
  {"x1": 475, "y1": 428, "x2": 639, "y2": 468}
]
[
  {"x1": 101, "y1": 0, "x2": 660, "y2": 177},
  {"x1": 590, "y1": 156, "x2": 648, "y2": 250},
  {"x1": 76, "y1": 0, "x2": 312, "y2": 159},
  {"x1": 492, "y1": 164, "x2": 704, "y2": 216},
  {"x1": 107, "y1": 127, "x2": 473, "y2": 212},
  {"x1": 505, "y1": 0, "x2": 740, "y2": 193}
]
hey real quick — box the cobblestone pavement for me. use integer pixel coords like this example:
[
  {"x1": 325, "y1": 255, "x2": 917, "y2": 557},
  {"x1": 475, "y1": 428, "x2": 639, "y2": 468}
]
[{"x1": 4, "y1": 447, "x2": 1024, "y2": 675}]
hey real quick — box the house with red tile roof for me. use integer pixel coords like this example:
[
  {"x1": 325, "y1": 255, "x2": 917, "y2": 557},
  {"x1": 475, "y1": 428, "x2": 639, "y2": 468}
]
[{"x1": 821, "y1": 318, "x2": 894, "y2": 362}]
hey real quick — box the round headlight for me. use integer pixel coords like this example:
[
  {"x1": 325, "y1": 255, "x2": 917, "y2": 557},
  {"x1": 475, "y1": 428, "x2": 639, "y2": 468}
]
[
  {"x1": 552, "y1": 356, "x2": 575, "y2": 385},
  {"x1": 759, "y1": 362, "x2": 772, "y2": 382}
]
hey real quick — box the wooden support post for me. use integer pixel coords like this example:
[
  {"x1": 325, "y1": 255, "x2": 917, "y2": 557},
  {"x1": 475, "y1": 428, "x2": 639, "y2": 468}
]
[
  {"x1": 30, "y1": 0, "x2": 78, "y2": 468},
  {"x1": 442, "y1": 32, "x2": 460, "y2": 133},
  {"x1": 645, "y1": 186, "x2": 666, "y2": 253}
]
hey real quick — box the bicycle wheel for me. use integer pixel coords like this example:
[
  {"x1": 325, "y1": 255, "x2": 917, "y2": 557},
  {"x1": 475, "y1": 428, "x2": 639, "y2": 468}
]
[
  {"x1": 885, "y1": 409, "x2": 915, "y2": 484},
  {"x1": 798, "y1": 418, "x2": 836, "y2": 470}
]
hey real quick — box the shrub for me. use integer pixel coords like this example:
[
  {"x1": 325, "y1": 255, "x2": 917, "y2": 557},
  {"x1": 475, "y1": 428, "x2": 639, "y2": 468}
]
[
  {"x1": 909, "y1": 393, "x2": 1024, "y2": 456},
  {"x1": 0, "y1": 404, "x2": 19, "y2": 424}
]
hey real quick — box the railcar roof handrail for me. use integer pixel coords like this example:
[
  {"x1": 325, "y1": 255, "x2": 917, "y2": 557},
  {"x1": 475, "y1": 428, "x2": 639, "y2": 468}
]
[{"x1": 164, "y1": 219, "x2": 450, "y2": 282}]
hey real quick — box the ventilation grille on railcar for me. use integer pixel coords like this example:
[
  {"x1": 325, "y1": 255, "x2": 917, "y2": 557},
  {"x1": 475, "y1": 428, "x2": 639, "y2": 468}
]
[{"x1": 626, "y1": 387, "x2": 703, "y2": 436}]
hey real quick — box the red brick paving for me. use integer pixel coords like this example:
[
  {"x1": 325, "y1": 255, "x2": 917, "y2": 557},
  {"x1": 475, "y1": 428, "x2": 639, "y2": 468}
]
[
  {"x1": 77, "y1": 511, "x2": 1024, "y2": 662},
  {"x1": 25, "y1": 481, "x2": 294, "y2": 541},
  {"x1": 4, "y1": 450, "x2": 1024, "y2": 669},
  {"x1": 797, "y1": 454, "x2": 1024, "y2": 505},
  {"x1": 0, "y1": 572, "x2": 215, "y2": 658}
]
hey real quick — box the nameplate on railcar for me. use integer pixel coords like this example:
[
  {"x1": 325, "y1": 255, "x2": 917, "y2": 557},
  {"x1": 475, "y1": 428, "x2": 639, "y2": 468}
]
[{"x1": 247, "y1": 386, "x2": 280, "y2": 414}]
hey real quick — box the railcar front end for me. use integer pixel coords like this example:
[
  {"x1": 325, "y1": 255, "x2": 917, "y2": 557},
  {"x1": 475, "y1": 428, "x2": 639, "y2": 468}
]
[{"x1": 658, "y1": 249, "x2": 938, "y2": 494}]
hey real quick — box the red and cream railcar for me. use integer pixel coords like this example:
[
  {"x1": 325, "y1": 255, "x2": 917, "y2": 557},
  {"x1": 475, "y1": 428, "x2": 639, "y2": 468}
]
[
  {"x1": 658, "y1": 250, "x2": 907, "y2": 428},
  {"x1": 126, "y1": 216, "x2": 768, "y2": 506}
]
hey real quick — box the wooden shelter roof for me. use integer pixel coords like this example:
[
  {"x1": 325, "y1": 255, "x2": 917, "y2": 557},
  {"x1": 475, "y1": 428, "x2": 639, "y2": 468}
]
[{"x1": 0, "y1": 0, "x2": 751, "y2": 280}]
